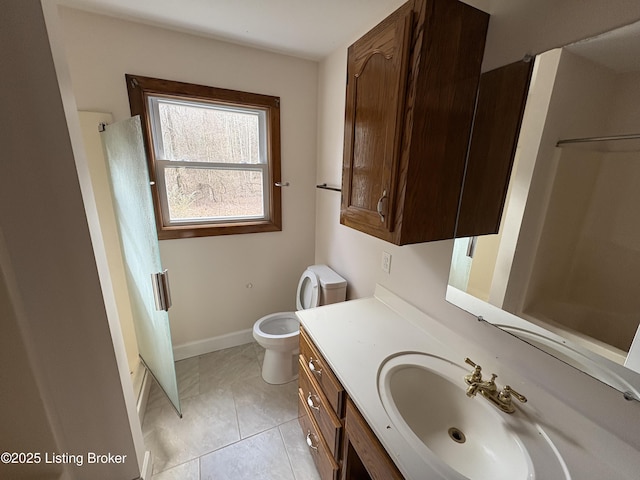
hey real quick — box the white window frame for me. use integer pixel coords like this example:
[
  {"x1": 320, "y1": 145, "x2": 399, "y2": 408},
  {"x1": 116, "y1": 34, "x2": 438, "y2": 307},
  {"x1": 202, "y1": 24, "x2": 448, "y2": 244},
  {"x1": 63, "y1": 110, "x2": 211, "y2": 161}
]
[{"x1": 147, "y1": 95, "x2": 271, "y2": 226}]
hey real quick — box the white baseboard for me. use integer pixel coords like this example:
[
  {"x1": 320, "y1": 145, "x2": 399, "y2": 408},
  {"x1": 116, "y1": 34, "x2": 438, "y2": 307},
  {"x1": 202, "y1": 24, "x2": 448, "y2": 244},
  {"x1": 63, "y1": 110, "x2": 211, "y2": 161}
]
[
  {"x1": 139, "y1": 450, "x2": 153, "y2": 480},
  {"x1": 137, "y1": 367, "x2": 151, "y2": 425},
  {"x1": 131, "y1": 360, "x2": 145, "y2": 398},
  {"x1": 172, "y1": 328, "x2": 255, "y2": 361}
]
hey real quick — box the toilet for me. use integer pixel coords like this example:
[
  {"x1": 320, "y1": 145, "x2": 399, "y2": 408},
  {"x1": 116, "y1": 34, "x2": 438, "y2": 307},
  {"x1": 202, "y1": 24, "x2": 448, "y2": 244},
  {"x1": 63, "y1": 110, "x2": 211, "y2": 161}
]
[{"x1": 253, "y1": 265, "x2": 347, "y2": 384}]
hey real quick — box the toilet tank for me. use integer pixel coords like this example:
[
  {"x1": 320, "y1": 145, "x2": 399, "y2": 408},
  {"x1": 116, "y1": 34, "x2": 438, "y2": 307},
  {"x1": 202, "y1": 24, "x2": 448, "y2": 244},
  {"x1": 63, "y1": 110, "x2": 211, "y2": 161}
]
[{"x1": 307, "y1": 264, "x2": 347, "y2": 305}]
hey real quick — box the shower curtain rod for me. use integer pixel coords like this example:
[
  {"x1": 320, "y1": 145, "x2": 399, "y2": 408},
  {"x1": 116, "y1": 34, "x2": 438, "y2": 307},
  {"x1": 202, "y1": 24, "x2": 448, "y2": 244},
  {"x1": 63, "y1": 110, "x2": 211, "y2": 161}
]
[{"x1": 557, "y1": 133, "x2": 640, "y2": 146}]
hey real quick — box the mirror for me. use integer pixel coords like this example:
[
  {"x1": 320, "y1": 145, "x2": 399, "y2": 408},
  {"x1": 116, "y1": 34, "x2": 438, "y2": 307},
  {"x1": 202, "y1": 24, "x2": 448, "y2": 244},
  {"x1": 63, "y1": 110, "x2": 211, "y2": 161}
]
[{"x1": 448, "y1": 20, "x2": 640, "y2": 400}]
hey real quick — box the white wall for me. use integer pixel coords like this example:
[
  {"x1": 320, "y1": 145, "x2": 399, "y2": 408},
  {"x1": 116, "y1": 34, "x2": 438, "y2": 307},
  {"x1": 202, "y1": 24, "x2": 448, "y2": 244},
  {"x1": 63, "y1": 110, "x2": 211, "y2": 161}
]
[
  {"x1": 0, "y1": 244, "x2": 62, "y2": 480},
  {"x1": 78, "y1": 111, "x2": 140, "y2": 376},
  {"x1": 484, "y1": 0, "x2": 640, "y2": 70},
  {"x1": 1, "y1": 1, "x2": 142, "y2": 478},
  {"x1": 314, "y1": 1, "x2": 474, "y2": 325},
  {"x1": 521, "y1": 50, "x2": 640, "y2": 353},
  {"x1": 58, "y1": 8, "x2": 319, "y2": 353},
  {"x1": 5, "y1": 1, "x2": 639, "y2": 478},
  {"x1": 520, "y1": 50, "x2": 615, "y2": 309},
  {"x1": 316, "y1": 0, "x2": 640, "y2": 318},
  {"x1": 608, "y1": 71, "x2": 640, "y2": 135},
  {"x1": 2, "y1": 0, "x2": 640, "y2": 478},
  {"x1": 314, "y1": 0, "x2": 640, "y2": 451}
]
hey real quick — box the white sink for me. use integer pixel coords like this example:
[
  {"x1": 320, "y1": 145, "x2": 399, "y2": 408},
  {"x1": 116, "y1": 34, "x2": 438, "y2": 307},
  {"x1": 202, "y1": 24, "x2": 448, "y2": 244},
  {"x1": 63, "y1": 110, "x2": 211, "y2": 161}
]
[{"x1": 378, "y1": 353, "x2": 569, "y2": 480}]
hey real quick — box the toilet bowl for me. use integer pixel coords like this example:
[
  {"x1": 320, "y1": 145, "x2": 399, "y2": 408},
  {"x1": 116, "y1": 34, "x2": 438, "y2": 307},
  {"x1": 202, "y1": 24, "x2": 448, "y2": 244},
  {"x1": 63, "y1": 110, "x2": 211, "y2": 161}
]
[{"x1": 253, "y1": 265, "x2": 347, "y2": 384}]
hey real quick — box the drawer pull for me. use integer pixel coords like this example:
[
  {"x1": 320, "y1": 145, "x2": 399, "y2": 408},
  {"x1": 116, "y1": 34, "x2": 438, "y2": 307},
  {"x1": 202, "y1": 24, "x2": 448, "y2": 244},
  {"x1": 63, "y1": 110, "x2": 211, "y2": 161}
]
[
  {"x1": 306, "y1": 431, "x2": 319, "y2": 451},
  {"x1": 307, "y1": 393, "x2": 321, "y2": 411},
  {"x1": 308, "y1": 357, "x2": 323, "y2": 378}
]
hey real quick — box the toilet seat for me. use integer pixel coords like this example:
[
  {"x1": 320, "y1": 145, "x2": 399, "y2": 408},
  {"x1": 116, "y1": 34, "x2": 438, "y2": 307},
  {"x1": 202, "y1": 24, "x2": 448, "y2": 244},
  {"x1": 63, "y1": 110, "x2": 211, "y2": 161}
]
[
  {"x1": 296, "y1": 269, "x2": 320, "y2": 310},
  {"x1": 254, "y1": 312, "x2": 299, "y2": 340},
  {"x1": 254, "y1": 265, "x2": 346, "y2": 384}
]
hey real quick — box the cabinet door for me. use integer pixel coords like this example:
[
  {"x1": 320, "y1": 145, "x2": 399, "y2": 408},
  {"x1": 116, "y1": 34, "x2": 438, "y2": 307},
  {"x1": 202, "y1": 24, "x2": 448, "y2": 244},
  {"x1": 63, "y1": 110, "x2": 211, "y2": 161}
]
[
  {"x1": 342, "y1": 399, "x2": 404, "y2": 480},
  {"x1": 455, "y1": 59, "x2": 534, "y2": 237},
  {"x1": 341, "y1": 2, "x2": 413, "y2": 237}
]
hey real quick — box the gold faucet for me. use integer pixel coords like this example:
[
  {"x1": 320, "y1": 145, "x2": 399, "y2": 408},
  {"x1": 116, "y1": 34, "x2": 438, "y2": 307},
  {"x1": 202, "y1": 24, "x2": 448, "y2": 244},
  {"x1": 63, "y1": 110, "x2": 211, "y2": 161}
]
[{"x1": 464, "y1": 358, "x2": 527, "y2": 414}]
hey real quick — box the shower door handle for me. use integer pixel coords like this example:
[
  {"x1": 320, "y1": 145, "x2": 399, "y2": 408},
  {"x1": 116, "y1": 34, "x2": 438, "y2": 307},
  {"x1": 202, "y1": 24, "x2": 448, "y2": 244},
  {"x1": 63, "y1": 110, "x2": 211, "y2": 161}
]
[
  {"x1": 152, "y1": 269, "x2": 172, "y2": 312},
  {"x1": 466, "y1": 236, "x2": 478, "y2": 258}
]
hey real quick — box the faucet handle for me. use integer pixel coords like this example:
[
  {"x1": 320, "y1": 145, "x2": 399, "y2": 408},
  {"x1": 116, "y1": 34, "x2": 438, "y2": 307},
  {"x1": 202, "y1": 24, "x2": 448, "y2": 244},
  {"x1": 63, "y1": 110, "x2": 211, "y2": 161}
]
[
  {"x1": 500, "y1": 385, "x2": 527, "y2": 404},
  {"x1": 464, "y1": 357, "x2": 478, "y2": 368},
  {"x1": 464, "y1": 358, "x2": 483, "y2": 383}
]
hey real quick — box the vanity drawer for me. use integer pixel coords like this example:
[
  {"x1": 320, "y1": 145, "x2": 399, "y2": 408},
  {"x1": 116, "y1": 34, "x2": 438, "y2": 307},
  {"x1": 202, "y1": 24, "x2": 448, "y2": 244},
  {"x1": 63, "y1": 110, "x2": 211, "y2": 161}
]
[
  {"x1": 300, "y1": 327, "x2": 345, "y2": 417},
  {"x1": 299, "y1": 355, "x2": 342, "y2": 458},
  {"x1": 298, "y1": 389, "x2": 340, "y2": 480}
]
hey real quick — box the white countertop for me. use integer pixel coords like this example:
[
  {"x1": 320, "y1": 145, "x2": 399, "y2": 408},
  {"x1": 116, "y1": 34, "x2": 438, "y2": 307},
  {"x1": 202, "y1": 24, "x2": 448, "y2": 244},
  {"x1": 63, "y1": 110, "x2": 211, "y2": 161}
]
[
  {"x1": 296, "y1": 285, "x2": 640, "y2": 480},
  {"x1": 297, "y1": 285, "x2": 485, "y2": 479}
]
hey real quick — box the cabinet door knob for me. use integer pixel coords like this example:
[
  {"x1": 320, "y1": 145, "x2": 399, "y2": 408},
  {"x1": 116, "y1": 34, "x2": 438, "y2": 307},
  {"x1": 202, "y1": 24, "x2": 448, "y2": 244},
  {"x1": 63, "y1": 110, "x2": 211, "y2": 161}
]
[
  {"x1": 308, "y1": 357, "x2": 323, "y2": 378},
  {"x1": 307, "y1": 393, "x2": 321, "y2": 411},
  {"x1": 377, "y1": 190, "x2": 387, "y2": 222},
  {"x1": 306, "y1": 431, "x2": 319, "y2": 451}
]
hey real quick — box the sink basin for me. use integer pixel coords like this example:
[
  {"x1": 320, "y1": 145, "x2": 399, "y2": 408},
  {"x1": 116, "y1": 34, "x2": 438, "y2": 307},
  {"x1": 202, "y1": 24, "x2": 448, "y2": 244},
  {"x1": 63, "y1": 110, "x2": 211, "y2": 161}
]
[{"x1": 378, "y1": 353, "x2": 569, "y2": 480}]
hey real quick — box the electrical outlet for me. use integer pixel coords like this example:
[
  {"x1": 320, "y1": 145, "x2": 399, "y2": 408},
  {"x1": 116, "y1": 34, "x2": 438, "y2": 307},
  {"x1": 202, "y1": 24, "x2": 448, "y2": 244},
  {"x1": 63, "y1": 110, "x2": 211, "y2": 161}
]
[{"x1": 381, "y1": 251, "x2": 392, "y2": 273}]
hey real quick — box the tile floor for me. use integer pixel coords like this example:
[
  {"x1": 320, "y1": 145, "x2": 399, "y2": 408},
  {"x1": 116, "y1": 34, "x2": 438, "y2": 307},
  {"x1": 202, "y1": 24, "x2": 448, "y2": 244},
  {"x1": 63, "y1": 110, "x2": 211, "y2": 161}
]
[{"x1": 142, "y1": 343, "x2": 321, "y2": 480}]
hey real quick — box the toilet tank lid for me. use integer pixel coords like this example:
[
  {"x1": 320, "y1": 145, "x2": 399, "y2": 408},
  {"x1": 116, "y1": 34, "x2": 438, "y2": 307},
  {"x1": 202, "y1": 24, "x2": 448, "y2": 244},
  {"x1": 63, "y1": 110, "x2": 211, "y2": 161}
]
[{"x1": 306, "y1": 264, "x2": 347, "y2": 289}]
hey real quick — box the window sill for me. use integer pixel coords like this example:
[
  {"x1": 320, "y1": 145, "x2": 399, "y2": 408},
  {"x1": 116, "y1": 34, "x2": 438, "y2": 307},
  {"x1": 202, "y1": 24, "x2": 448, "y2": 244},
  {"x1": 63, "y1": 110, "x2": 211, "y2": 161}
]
[{"x1": 157, "y1": 219, "x2": 282, "y2": 240}]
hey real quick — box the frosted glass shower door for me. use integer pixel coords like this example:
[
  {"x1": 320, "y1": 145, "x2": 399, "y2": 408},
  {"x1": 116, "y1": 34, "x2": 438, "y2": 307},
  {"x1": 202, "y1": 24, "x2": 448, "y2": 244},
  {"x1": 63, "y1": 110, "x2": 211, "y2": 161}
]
[{"x1": 102, "y1": 116, "x2": 181, "y2": 416}]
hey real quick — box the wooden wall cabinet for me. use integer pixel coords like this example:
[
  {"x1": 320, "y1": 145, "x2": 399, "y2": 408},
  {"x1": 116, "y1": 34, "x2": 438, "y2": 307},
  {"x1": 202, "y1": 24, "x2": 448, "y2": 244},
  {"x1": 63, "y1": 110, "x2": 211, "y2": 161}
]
[
  {"x1": 340, "y1": 0, "x2": 489, "y2": 245},
  {"x1": 298, "y1": 328, "x2": 404, "y2": 479}
]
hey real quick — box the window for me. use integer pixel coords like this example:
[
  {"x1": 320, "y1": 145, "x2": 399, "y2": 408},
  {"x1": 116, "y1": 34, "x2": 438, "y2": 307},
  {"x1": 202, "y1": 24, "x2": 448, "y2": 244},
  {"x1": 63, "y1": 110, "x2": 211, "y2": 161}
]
[{"x1": 126, "y1": 74, "x2": 282, "y2": 239}]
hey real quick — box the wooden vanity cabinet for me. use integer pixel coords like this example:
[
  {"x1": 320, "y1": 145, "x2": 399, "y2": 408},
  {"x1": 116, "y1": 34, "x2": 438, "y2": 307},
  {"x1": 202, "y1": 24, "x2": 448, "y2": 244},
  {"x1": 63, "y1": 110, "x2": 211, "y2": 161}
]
[
  {"x1": 340, "y1": 0, "x2": 489, "y2": 245},
  {"x1": 342, "y1": 399, "x2": 404, "y2": 480},
  {"x1": 299, "y1": 327, "x2": 405, "y2": 480},
  {"x1": 299, "y1": 328, "x2": 344, "y2": 479},
  {"x1": 299, "y1": 328, "x2": 345, "y2": 416},
  {"x1": 298, "y1": 392, "x2": 340, "y2": 480},
  {"x1": 299, "y1": 355, "x2": 342, "y2": 457}
]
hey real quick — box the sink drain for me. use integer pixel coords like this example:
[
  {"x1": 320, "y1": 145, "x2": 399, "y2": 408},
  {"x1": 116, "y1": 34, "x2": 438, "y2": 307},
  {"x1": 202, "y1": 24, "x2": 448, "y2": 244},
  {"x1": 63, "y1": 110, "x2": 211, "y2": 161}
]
[{"x1": 448, "y1": 427, "x2": 466, "y2": 444}]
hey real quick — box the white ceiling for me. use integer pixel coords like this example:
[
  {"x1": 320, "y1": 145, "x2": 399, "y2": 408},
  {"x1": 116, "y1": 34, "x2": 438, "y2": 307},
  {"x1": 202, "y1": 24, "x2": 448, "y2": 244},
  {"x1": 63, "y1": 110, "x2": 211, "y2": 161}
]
[
  {"x1": 56, "y1": 0, "x2": 640, "y2": 69},
  {"x1": 56, "y1": 0, "x2": 407, "y2": 60}
]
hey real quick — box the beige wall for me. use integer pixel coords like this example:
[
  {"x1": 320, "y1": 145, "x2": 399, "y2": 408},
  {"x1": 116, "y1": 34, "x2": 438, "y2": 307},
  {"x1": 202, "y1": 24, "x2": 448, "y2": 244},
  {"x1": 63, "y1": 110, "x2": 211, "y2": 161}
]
[
  {"x1": 78, "y1": 111, "x2": 140, "y2": 375},
  {"x1": 314, "y1": 0, "x2": 640, "y2": 450},
  {"x1": 4, "y1": 0, "x2": 640, "y2": 477},
  {"x1": 314, "y1": 0, "x2": 469, "y2": 323},
  {"x1": 4, "y1": 1, "x2": 640, "y2": 478},
  {"x1": 57, "y1": 0, "x2": 640, "y2": 352},
  {"x1": 1, "y1": 1, "x2": 141, "y2": 477},
  {"x1": 466, "y1": 234, "x2": 499, "y2": 300},
  {"x1": 59, "y1": 8, "x2": 319, "y2": 353},
  {"x1": 608, "y1": 71, "x2": 640, "y2": 134},
  {"x1": 524, "y1": 52, "x2": 640, "y2": 351},
  {"x1": 0, "y1": 245, "x2": 62, "y2": 480},
  {"x1": 513, "y1": 49, "x2": 616, "y2": 311},
  {"x1": 522, "y1": 148, "x2": 640, "y2": 358},
  {"x1": 315, "y1": 0, "x2": 640, "y2": 320},
  {"x1": 483, "y1": 0, "x2": 640, "y2": 70}
]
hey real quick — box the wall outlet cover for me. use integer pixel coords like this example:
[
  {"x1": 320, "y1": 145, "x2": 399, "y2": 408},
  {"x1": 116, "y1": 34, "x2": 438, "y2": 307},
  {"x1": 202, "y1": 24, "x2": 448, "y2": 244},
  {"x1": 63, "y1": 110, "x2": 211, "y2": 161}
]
[{"x1": 381, "y1": 251, "x2": 392, "y2": 273}]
